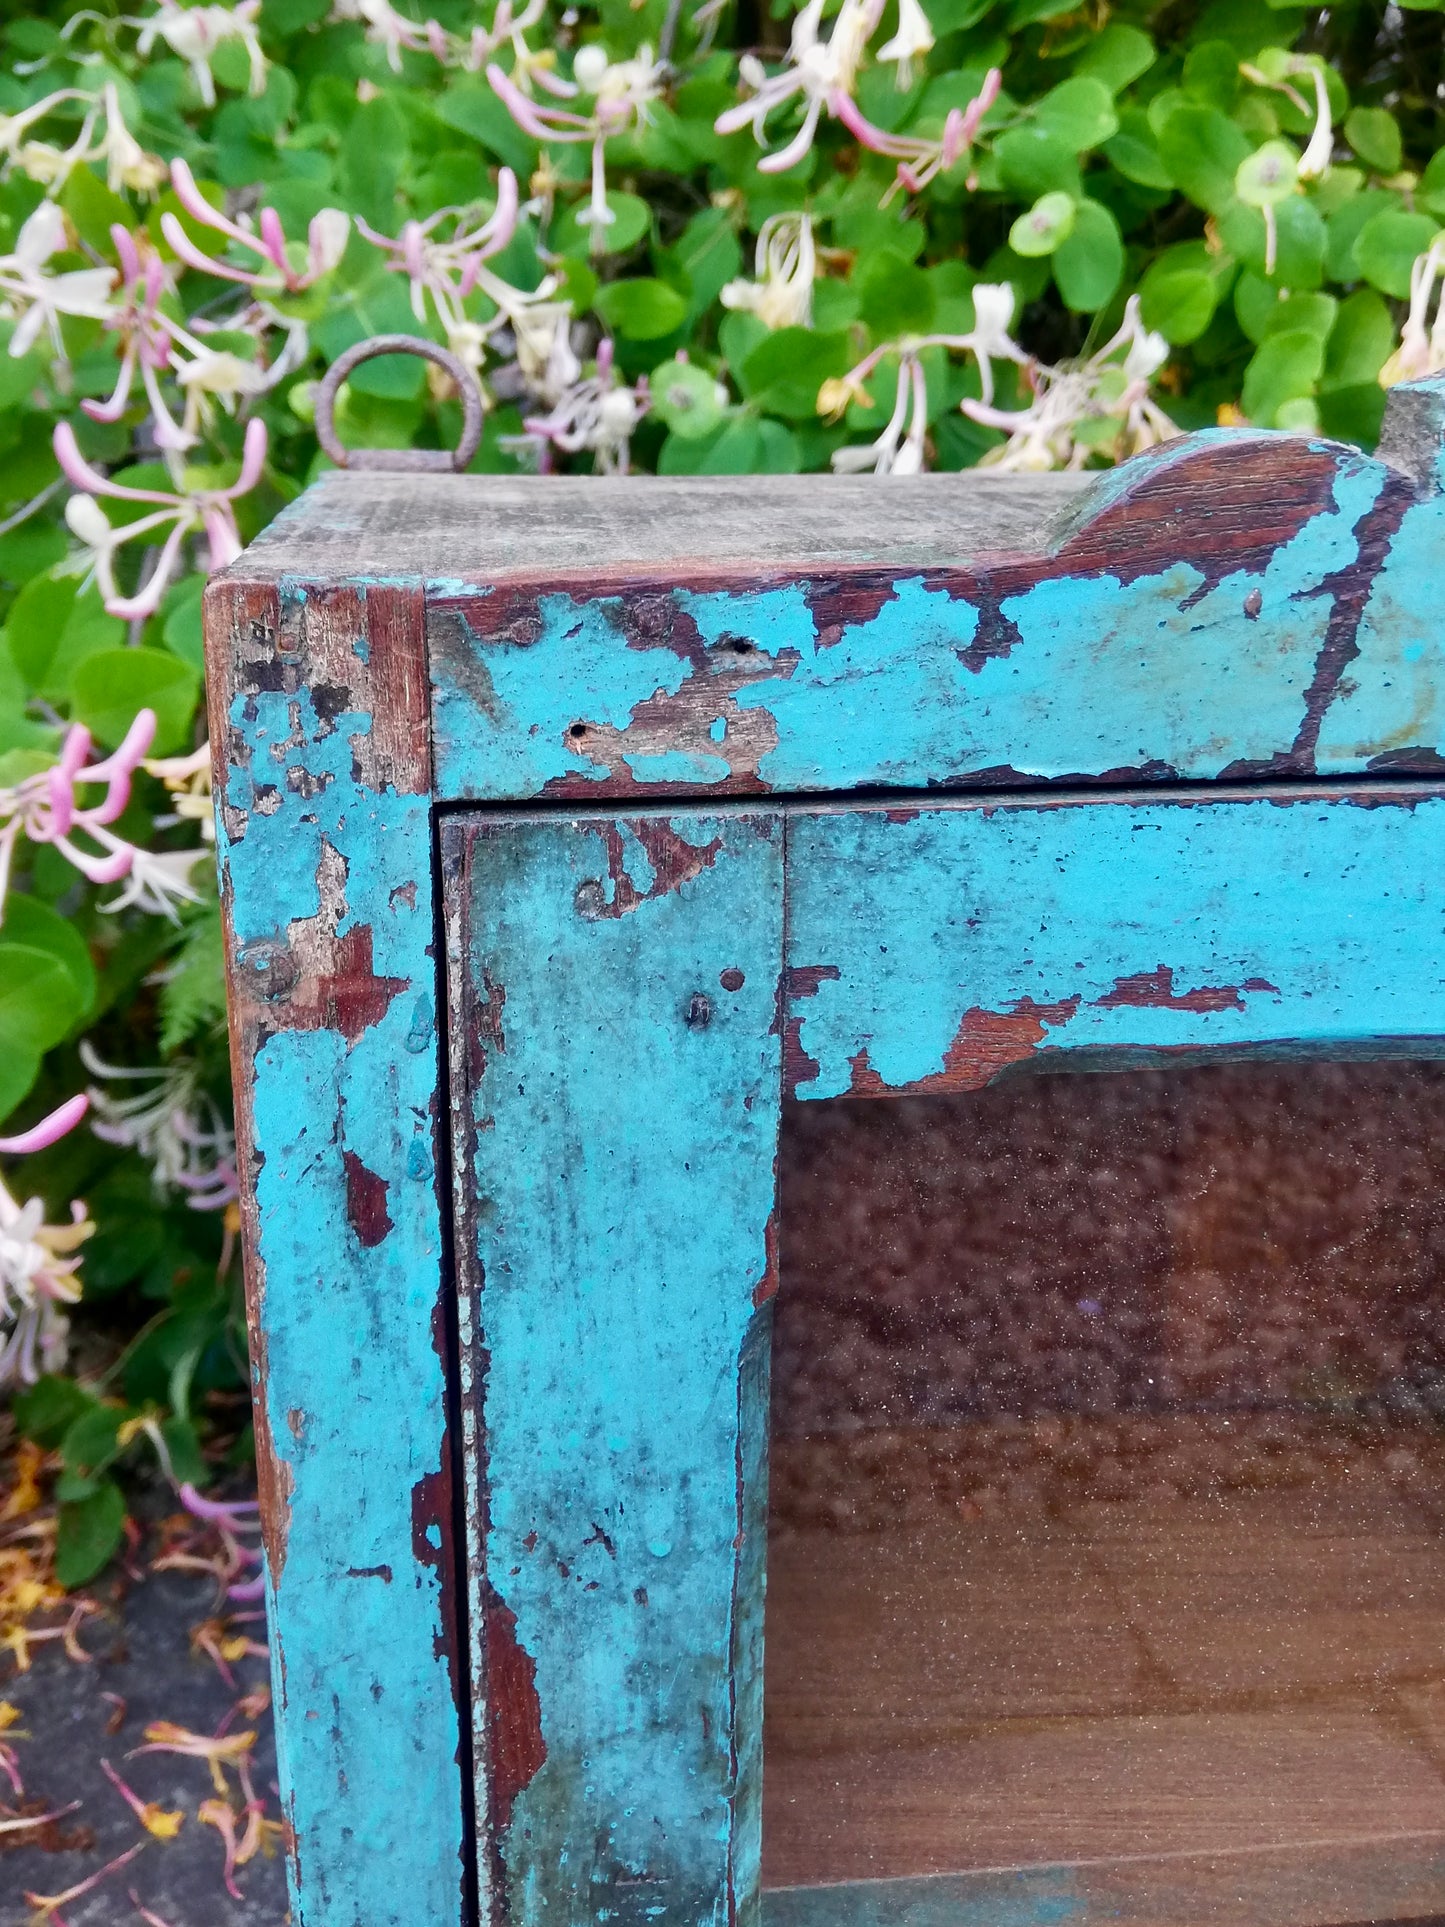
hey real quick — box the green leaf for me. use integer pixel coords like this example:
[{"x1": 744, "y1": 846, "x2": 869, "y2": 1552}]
[
  {"x1": 650, "y1": 358, "x2": 726, "y2": 441},
  {"x1": 1103, "y1": 111, "x2": 1172, "y2": 189},
  {"x1": 0, "y1": 941, "x2": 82, "y2": 1055},
  {"x1": 1236, "y1": 140, "x2": 1299, "y2": 207},
  {"x1": 1074, "y1": 23, "x2": 1155, "y2": 92},
  {"x1": 70, "y1": 648, "x2": 201, "y2": 756},
  {"x1": 994, "y1": 127, "x2": 1081, "y2": 198},
  {"x1": 61, "y1": 1404, "x2": 126, "y2": 1478},
  {"x1": 61, "y1": 166, "x2": 132, "y2": 252},
  {"x1": 660, "y1": 415, "x2": 764, "y2": 474},
  {"x1": 1318, "y1": 383, "x2": 1387, "y2": 446},
  {"x1": 1322, "y1": 289, "x2": 1395, "y2": 390},
  {"x1": 432, "y1": 81, "x2": 539, "y2": 176},
  {"x1": 1033, "y1": 76, "x2": 1118, "y2": 151},
  {"x1": 856, "y1": 249, "x2": 935, "y2": 337},
  {"x1": 1009, "y1": 191, "x2": 1077, "y2": 259},
  {"x1": 1421, "y1": 150, "x2": 1445, "y2": 219},
  {"x1": 1052, "y1": 199, "x2": 1122, "y2": 312},
  {"x1": 161, "y1": 574, "x2": 207, "y2": 673},
  {"x1": 1344, "y1": 107, "x2": 1402, "y2": 176},
  {"x1": 5, "y1": 573, "x2": 125, "y2": 705},
  {"x1": 339, "y1": 95, "x2": 408, "y2": 230},
  {"x1": 56, "y1": 1481, "x2": 127, "y2": 1589},
  {"x1": 739, "y1": 327, "x2": 852, "y2": 419},
  {"x1": 1220, "y1": 194, "x2": 1326, "y2": 286},
  {"x1": 13, "y1": 1374, "x2": 98, "y2": 1450},
  {"x1": 1242, "y1": 328, "x2": 1325, "y2": 427},
  {"x1": 594, "y1": 278, "x2": 689, "y2": 342},
  {"x1": 1140, "y1": 266, "x2": 1218, "y2": 344},
  {"x1": 668, "y1": 207, "x2": 743, "y2": 321},
  {"x1": 1354, "y1": 209, "x2": 1440, "y2": 297},
  {"x1": 1263, "y1": 291, "x2": 1337, "y2": 340},
  {"x1": 1157, "y1": 104, "x2": 1252, "y2": 214},
  {"x1": 3, "y1": 895, "x2": 97, "y2": 1018},
  {"x1": 1325, "y1": 187, "x2": 1401, "y2": 280},
  {"x1": 1183, "y1": 39, "x2": 1242, "y2": 110},
  {"x1": 557, "y1": 190, "x2": 651, "y2": 257}
]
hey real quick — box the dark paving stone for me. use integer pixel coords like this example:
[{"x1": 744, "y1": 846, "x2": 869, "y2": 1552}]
[{"x1": 2, "y1": 1557, "x2": 286, "y2": 1925}]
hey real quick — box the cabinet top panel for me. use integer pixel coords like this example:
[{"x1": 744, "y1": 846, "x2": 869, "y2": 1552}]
[{"x1": 222, "y1": 470, "x2": 1088, "y2": 585}]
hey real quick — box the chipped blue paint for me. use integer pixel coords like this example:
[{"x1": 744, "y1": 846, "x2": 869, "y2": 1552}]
[
  {"x1": 216, "y1": 606, "x2": 465, "y2": 1927},
  {"x1": 787, "y1": 793, "x2": 1445, "y2": 1099},
  {"x1": 448, "y1": 812, "x2": 782, "y2": 1925},
  {"x1": 1317, "y1": 486, "x2": 1445, "y2": 769},
  {"x1": 429, "y1": 445, "x2": 1413, "y2": 798},
  {"x1": 430, "y1": 592, "x2": 689, "y2": 793}
]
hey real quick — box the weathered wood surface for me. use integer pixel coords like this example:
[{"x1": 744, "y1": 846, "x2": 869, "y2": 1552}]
[
  {"x1": 206, "y1": 577, "x2": 468, "y2": 1927},
  {"x1": 213, "y1": 381, "x2": 1445, "y2": 802},
  {"x1": 442, "y1": 811, "x2": 782, "y2": 1926},
  {"x1": 784, "y1": 785, "x2": 1445, "y2": 1100}
]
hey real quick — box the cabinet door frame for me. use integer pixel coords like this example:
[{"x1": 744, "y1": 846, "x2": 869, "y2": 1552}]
[{"x1": 439, "y1": 780, "x2": 1445, "y2": 1927}]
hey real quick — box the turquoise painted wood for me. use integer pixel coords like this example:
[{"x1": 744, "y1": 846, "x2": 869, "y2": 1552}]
[
  {"x1": 208, "y1": 578, "x2": 469, "y2": 1927},
  {"x1": 206, "y1": 372, "x2": 1445, "y2": 1927},
  {"x1": 784, "y1": 787, "x2": 1445, "y2": 1101},
  {"x1": 441, "y1": 812, "x2": 782, "y2": 1926}
]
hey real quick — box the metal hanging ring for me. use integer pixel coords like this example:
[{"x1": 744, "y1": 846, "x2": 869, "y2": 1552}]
[{"x1": 315, "y1": 334, "x2": 484, "y2": 473}]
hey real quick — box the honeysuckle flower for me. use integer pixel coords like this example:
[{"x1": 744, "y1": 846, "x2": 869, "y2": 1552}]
[
  {"x1": 876, "y1": 0, "x2": 933, "y2": 88},
  {"x1": 714, "y1": 0, "x2": 885, "y2": 172},
  {"x1": 82, "y1": 1047, "x2": 239, "y2": 1206},
  {"x1": 832, "y1": 66, "x2": 1000, "y2": 200},
  {"x1": 0, "y1": 1096, "x2": 91, "y2": 1390},
  {"x1": 329, "y1": 0, "x2": 435, "y2": 69},
  {"x1": 356, "y1": 172, "x2": 552, "y2": 372},
  {"x1": 83, "y1": 226, "x2": 196, "y2": 450},
  {"x1": 1242, "y1": 56, "x2": 1333, "y2": 183},
  {"x1": 721, "y1": 213, "x2": 816, "y2": 329},
  {"x1": 1379, "y1": 240, "x2": 1445, "y2": 385},
  {"x1": 509, "y1": 300, "x2": 583, "y2": 404},
  {"x1": 55, "y1": 414, "x2": 267, "y2": 620},
  {"x1": 0, "y1": 88, "x2": 95, "y2": 175},
  {"x1": 98, "y1": 83, "x2": 168, "y2": 195},
  {"x1": 831, "y1": 349, "x2": 928, "y2": 474},
  {"x1": 133, "y1": 0, "x2": 267, "y2": 106},
  {"x1": 0, "y1": 201, "x2": 116, "y2": 362},
  {"x1": 99, "y1": 1759, "x2": 185, "y2": 1841},
  {"x1": 0, "y1": 713, "x2": 158, "y2": 909},
  {"x1": 521, "y1": 338, "x2": 647, "y2": 473},
  {"x1": 963, "y1": 296, "x2": 1175, "y2": 471},
  {"x1": 488, "y1": 42, "x2": 664, "y2": 243},
  {"x1": 129, "y1": 1721, "x2": 258, "y2": 1799},
  {"x1": 162, "y1": 160, "x2": 350, "y2": 297},
  {"x1": 147, "y1": 742, "x2": 216, "y2": 843}
]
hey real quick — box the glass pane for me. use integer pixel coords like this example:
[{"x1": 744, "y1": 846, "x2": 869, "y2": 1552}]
[{"x1": 764, "y1": 1061, "x2": 1445, "y2": 1927}]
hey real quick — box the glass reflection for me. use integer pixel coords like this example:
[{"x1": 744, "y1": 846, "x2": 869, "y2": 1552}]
[{"x1": 764, "y1": 1061, "x2": 1445, "y2": 1927}]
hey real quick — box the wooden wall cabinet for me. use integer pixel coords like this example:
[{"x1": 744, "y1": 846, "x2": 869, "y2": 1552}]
[{"x1": 208, "y1": 376, "x2": 1445, "y2": 1927}]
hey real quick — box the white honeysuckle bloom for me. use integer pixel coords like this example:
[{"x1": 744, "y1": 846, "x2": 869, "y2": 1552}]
[
  {"x1": 876, "y1": 0, "x2": 934, "y2": 88},
  {"x1": 0, "y1": 202, "x2": 117, "y2": 361},
  {"x1": 511, "y1": 301, "x2": 583, "y2": 404},
  {"x1": 82, "y1": 1046, "x2": 239, "y2": 1207},
  {"x1": 1381, "y1": 241, "x2": 1445, "y2": 385},
  {"x1": 176, "y1": 345, "x2": 272, "y2": 435},
  {"x1": 964, "y1": 297, "x2": 1177, "y2": 471},
  {"x1": 102, "y1": 845, "x2": 209, "y2": 919},
  {"x1": 147, "y1": 743, "x2": 216, "y2": 843},
  {"x1": 1298, "y1": 64, "x2": 1333, "y2": 180},
  {"x1": 0, "y1": 1181, "x2": 89, "y2": 1389},
  {"x1": 521, "y1": 340, "x2": 647, "y2": 473},
  {"x1": 100, "y1": 83, "x2": 168, "y2": 194},
  {"x1": 831, "y1": 351, "x2": 928, "y2": 474},
  {"x1": 133, "y1": 0, "x2": 268, "y2": 106},
  {"x1": 721, "y1": 213, "x2": 816, "y2": 330},
  {"x1": 329, "y1": 0, "x2": 433, "y2": 70},
  {"x1": 715, "y1": 0, "x2": 885, "y2": 172}
]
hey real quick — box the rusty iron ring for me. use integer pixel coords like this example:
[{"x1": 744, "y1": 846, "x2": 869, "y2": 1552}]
[{"x1": 315, "y1": 334, "x2": 483, "y2": 473}]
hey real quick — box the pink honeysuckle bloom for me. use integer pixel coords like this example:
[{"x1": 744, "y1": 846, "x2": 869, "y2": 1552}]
[
  {"x1": 82, "y1": 1046, "x2": 240, "y2": 1206},
  {"x1": 521, "y1": 338, "x2": 648, "y2": 475},
  {"x1": 55, "y1": 414, "x2": 266, "y2": 620},
  {"x1": 161, "y1": 159, "x2": 349, "y2": 296},
  {"x1": 0, "y1": 1093, "x2": 91, "y2": 1391},
  {"x1": 0, "y1": 1096, "x2": 88, "y2": 1157},
  {"x1": 83, "y1": 226, "x2": 197, "y2": 450},
  {"x1": 832, "y1": 67, "x2": 1001, "y2": 200},
  {"x1": 714, "y1": 0, "x2": 883, "y2": 172},
  {"x1": 488, "y1": 42, "x2": 663, "y2": 239},
  {"x1": 0, "y1": 711, "x2": 157, "y2": 910}
]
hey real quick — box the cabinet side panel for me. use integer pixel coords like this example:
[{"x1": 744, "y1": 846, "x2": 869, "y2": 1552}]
[
  {"x1": 443, "y1": 811, "x2": 784, "y2": 1926},
  {"x1": 206, "y1": 576, "x2": 468, "y2": 1927}
]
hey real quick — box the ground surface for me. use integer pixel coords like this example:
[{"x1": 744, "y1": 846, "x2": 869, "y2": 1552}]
[{"x1": 2, "y1": 1501, "x2": 285, "y2": 1926}]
